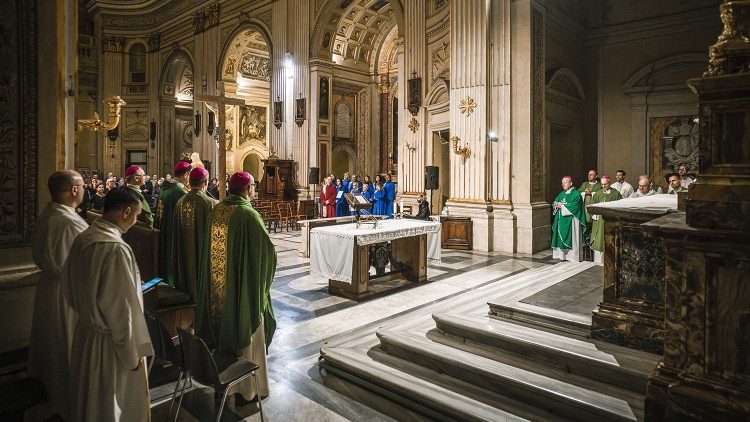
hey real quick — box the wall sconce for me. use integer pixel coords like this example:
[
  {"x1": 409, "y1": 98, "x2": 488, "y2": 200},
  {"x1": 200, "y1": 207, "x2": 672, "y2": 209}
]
[
  {"x1": 149, "y1": 119, "x2": 157, "y2": 149},
  {"x1": 194, "y1": 112, "x2": 202, "y2": 137},
  {"x1": 447, "y1": 136, "x2": 471, "y2": 160},
  {"x1": 106, "y1": 126, "x2": 118, "y2": 159},
  {"x1": 206, "y1": 110, "x2": 216, "y2": 136},
  {"x1": 76, "y1": 96, "x2": 126, "y2": 132}
]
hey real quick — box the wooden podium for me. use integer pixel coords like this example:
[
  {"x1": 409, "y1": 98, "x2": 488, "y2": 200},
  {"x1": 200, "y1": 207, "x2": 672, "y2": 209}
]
[{"x1": 259, "y1": 157, "x2": 299, "y2": 200}]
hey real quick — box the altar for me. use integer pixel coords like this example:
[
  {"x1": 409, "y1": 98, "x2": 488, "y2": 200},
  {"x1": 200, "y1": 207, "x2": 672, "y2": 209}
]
[{"x1": 309, "y1": 219, "x2": 441, "y2": 301}]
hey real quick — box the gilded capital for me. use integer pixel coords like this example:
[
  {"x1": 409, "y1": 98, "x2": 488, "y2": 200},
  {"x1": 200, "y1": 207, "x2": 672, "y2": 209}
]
[{"x1": 101, "y1": 35, "x2": 126, "y2": 53}]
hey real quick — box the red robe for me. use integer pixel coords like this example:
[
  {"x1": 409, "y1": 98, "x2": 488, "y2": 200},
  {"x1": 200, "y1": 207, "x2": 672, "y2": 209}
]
[{"x1": 320, "y1": 184, "x2": 336, "y2": 218}]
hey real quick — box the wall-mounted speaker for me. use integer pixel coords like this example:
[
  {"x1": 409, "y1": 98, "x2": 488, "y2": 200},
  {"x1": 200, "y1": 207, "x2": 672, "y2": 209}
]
[
  {"x1": 309, "y1": 167, "x2": 320, "y2": 185},
  {"x1": 425, "y1": 166, "x2": 439, "y2": 190}
]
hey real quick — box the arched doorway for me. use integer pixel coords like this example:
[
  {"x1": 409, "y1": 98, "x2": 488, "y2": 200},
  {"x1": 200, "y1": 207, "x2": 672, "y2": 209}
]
[
  {"x1": 219, "y1": 26, "x2": 272, "y2": 177},
  {"x1": 332, "y1": 147, "x2": 355, "y2": 178},
  {"x1": 159, "y1": 50, "x2": 194, "y2": 175}
]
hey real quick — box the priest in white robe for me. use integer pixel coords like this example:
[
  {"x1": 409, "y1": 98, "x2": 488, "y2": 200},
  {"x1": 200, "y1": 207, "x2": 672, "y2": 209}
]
[
  {"x1": 27, "y1": 170, "x2": 88, "y2": 421},
  {"x1": 612, "y1": 170, "x2": 634, "y2": 199},
  {"x1": 62, "y1": 186, "x2": 153, "y2": 422}
]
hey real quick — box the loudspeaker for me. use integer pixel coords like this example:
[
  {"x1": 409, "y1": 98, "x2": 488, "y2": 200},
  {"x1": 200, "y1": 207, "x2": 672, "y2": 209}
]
[
  {"x1": 425, "y1": 166, "x2": 439, "y2": 190},
  {"x1": 308, "y1": 167, "x2": 320, "y2": 184}
]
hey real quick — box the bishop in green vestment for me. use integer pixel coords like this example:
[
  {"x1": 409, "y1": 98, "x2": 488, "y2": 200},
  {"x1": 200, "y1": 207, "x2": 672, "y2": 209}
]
[
  {"x1": 552, "y1": 176, "x2": 586, "y2": 262},
  {"x1": 155, "y1": 161, "x2": 190, "y2": 287},
  {"x1": 196, "y1": 172, "x2": 276, "y2": 401},
  {"x1": 588, "y1": 175, "x2": 622, "y2": 264},
  {"x1": 173, "y1": 168, "x2": 218, "y2": 301},
  {"x1": 124, "y1": 165, "x2": 153, "y2": 227}
]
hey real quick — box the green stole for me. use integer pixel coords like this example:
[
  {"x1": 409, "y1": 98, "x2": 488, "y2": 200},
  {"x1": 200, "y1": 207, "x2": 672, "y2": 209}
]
[
  {"x1": 126, "y1": 184, "x2": 154, "y2": 227},
  {"x1": 551, "y1": 188, "x2": 586, "y2": 250},
  {"x1": 196, "y1": 194, "x2": 277, "y2": 354},
  {"x1": 173, "y1": 189, "x2": 217, "y2": 301},
  {"x1": 155, "y1": 180, "x2": 187, "y2": 287},
  {"x1": 588, "y1": 188, "x2": 622, "y2": 252}
]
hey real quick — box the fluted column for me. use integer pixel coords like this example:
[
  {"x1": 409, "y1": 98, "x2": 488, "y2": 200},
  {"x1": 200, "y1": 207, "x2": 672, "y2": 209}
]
[
  {"x1": 270, "y1": 0, "x2": 289, "y2": 158},
  {"x1": 379, "y1": 78, "x2": 390, "y2": 173},
  {"x1": 100, "y1": 34, "x2": 124, "y2": 173},
  {"x1": 291, "y1": 0, "x2": 311, "y2": 193}
]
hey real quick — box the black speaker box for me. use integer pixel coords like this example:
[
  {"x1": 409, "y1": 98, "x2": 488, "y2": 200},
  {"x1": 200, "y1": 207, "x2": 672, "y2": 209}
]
[
  {"x1": 308, "y1": 167, "x2": 320, "y2": 184},
  {"x1": 425, "y1": 166, "x2": 439, "y2": 190}
]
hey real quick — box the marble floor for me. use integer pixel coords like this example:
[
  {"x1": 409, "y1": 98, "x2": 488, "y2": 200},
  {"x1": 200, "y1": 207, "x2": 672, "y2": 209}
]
[{"x1": 151, "y1": 231, "x2": 590, "y2": 421}]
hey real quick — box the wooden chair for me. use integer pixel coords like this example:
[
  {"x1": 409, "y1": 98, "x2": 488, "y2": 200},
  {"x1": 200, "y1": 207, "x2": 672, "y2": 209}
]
[
  {"x1": 275, "y1": 202, "x2": 291, "y2": 231},
  {"x1": 287, "y1": 202, "x2": 303, "y2": 230}
]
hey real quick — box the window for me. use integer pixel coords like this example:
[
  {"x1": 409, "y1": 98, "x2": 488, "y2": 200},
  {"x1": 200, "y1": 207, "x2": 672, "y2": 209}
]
[
  {"x1": 129, "y1": 43, "x2": 147, "y2": 84},
  {"x1": 127, "y1": 150, "x2": 148, "y2": 174}
]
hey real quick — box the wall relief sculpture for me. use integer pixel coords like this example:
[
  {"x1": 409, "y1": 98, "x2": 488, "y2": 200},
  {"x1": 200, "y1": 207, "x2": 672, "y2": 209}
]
[
  {"x1": 649, "y1": 115, "x2": 699, "y2": 185},
  {"x1": 239, "y1": 53, "x2": 271, "y2": 81}
]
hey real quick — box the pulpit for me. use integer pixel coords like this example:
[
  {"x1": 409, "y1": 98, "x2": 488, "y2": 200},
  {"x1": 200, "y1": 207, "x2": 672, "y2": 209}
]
[{"x1": 259, "y1": 157, "x2": 299, "y2": 200}]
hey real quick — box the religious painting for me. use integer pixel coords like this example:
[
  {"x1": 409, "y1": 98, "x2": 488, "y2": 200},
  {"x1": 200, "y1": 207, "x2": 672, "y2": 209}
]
[
  {"x1": 239, "y1": 105, "x2": 267, "y2": 146},
  {"x1": 650, "y1": 115, "x2": 699, "y2": 188},
  {"x1": 407, "y1": 75, "x2": 421, "y2": 116},
  {"x1": 319, "y1": 142, "x2": 329, "y2": 177},
  {"x1": 319, "y1": 123, "x2": 329, "y2": 137},
  {"x1": 273, "y1": 100, "x2": 283, "y2": 129},
  {"x1": 295, "y1": 97, "x2": 306, "y2": 127},
  {"x1": 319, "y1": 77, "x2": 329, "y2": 119}
]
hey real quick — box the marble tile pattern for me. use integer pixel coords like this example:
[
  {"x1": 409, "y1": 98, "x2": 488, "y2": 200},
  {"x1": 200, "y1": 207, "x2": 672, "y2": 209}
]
[{"x1": 149, "y1": 231, "x2": 558, "y2": 421}]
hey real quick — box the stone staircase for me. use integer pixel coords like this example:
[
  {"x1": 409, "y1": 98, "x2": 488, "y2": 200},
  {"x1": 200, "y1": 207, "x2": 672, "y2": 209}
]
[{"x1": 319, "y1": 262, "x2": 660, "y2": 421}]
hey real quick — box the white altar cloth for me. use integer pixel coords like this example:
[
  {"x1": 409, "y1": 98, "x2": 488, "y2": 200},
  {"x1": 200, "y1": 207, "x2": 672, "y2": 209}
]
[{"x1": 309, "y1": 219, "x2": 441, "y2": 283}]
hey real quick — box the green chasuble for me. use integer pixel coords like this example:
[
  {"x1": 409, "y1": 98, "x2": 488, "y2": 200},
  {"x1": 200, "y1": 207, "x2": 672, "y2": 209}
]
[
  {"x1": 173, "y1": 189, "x2": 218, "y2": 301},
  {"x1": 196, "y1": 194, "x2": 277, "y2": 354},
  {"x1": 578, "y1": 180, "x2": 602, "y2": 194},
  {"x1": 588, "y1": 188, "x2": 622, "y2": 252},
  {"x1": 551, "y1": 188, "x2": 586, "y2": 250},
  {"x1": 126, "y1": 184, "x2": 153, "y2": 227},
  {"x1": 154, "y1": 180, "x2": 188, "y2": 287}
]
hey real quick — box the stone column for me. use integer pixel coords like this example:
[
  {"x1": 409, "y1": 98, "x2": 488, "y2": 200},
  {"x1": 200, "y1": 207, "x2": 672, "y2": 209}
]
[
  {"x1": 99, "y1": 34, "x2": 125, "y2": 174},
  {"x1": 509, "y1": 0, "x2": 550, "y2": 254},
  {"x1": 291, "y1": 0, "x2": 311, "y2": 196},
  {"x1": 379, "y1": 77, "x2": 390, "y2": 173},
  {"x1": 270, "y1": 0, "x2": 289, "y2": 158},
  {"x1": 63, "y1": 0, "x2": 76, "y2": 169},
  {"x1": 147, "y1": 32, "x2": 161, "y2": 174}
]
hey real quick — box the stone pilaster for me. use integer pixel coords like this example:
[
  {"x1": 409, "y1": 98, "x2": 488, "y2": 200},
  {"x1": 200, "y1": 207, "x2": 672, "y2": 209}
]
[
  {"x1": 291, "y1": 0, "x2": 311, "y2": 196},
  {"x1": 270, "y1": 0, "x2": 289, "y2": 158},
  {"x1": 99, "y1": 33, "x2": 124, "y2": 173}
]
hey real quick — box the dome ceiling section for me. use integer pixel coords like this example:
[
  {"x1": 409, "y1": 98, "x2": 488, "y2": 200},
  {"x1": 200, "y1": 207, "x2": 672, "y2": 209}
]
[
  {"x1": 322, "y1": 0, "x2": 397, "y2": 70},
  {"x1": 222, "y1": 30, "x2": 271, "y2": 83}
]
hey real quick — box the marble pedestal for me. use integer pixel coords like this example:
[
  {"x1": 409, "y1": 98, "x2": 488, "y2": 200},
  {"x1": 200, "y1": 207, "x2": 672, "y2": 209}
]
[
  {"x1": 586, "y1": 196, "x2": 678, "y2": 354},
  {"x1": 643, "y1": 212, "x2": 750, "y2": 420}
]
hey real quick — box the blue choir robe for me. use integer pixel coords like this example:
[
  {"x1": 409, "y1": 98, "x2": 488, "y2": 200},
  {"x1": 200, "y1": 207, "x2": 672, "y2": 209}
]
[
  {"x1": 362, "y1": 188, "x2": 373, "y2": 202},
  {"x1": 342, "y1": 180, "x2": 350, "y2": 194},
  {"x1": 366, "y1": 184, "x2": 375, "y2": 197},
  {"x1": 372, "y1": 189, "x2": 387, "y2": 215},
  {"x1": 335, "y1": 188, "x2": 348, "y2": 217},
  {"x1": 383, "y1": 181, "x2": 396, "y2": 218}
]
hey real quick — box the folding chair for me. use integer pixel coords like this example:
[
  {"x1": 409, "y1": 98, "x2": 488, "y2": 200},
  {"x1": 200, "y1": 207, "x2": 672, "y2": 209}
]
[{"x1": 175, "y1": 328, "x2": 264, "y2": 422}]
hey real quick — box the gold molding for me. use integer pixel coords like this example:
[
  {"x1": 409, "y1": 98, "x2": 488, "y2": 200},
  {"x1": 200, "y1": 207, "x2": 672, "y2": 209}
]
[
  {"x1": 408, "y1": 117, "x2": 420, "y2": 133},
  {"x1": 76, "y1": 96, "x2": 126, "y2": 132},
  {"x1": 459, "y1": 96, "x2": 476, "y2": 116}
]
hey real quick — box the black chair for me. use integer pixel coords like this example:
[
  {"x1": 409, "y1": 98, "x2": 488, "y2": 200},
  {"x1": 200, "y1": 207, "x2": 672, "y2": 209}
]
[
  {"x1": 175, "y1": 328, "x2": 264, "y2": 422},
  {"x1": 143, "y1": 312, "x2": 186, "y2": 421}
]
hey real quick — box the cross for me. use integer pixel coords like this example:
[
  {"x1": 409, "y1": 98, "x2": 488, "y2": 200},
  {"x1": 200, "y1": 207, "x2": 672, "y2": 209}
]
[{"x1": 194, "y1": 82, "x2": 246, "y2": 199}]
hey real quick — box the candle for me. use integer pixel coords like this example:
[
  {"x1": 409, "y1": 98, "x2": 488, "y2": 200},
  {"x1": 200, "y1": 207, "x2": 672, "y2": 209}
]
[{"x1": 400, "y1": 199, "x2": 404, "y2": 213}]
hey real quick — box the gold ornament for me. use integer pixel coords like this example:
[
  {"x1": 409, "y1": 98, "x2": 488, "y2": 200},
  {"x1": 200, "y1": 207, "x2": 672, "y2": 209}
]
[{"x1": 459, "y1": 96, "x2": 476, "y2": 116}]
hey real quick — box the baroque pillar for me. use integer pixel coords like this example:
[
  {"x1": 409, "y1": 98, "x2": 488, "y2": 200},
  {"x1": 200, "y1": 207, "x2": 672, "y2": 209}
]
[
  {"x1": 270, "y1": 0, "x2": 289, "y2": 158},
  {"x1": 291, "y1": 0, "x2": 311, "y2": 195},
  {"x1": 99, "y1": 34, "x2": 125, "y2": 174},
  {"x1": 379, "y1": 76, "x2": 390, "y2": 173}
]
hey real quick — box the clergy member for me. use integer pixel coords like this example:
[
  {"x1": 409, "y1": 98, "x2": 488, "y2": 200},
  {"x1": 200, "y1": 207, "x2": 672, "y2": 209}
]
[
  {"x1": 384, "y1": 173, "x2": 396, "y2": 218},
  {"x1": 196, "y1": 172, "x2": 276, "y2": 404},
  {"x1": 63, "y1": 186, "x2": 153, "y2": 422},
  {"x1": 28, "y1": 170, "x2": 88, "y2": 421},
  {"x1": 155, "y1": 161, "x2": 190, "y2": 287},
  {"x1": 125, "y1": 165, "x2": 154, "y2": 226},
  {"x1": 677, "y1": 164, "x2": 696, "y2": 189},
  {"x1": 588, "y1": 175, "x2": 622, "y2": 264},
  {"x1": 667, "y1": 174, "x2": 687, "y2": 194},
  {"x1": 611, "y1": 170, "x2": 634, "y2": 199},
  {"x1": 630, "y1": 175, "x2": 660, "y2": 198},
  {"x1": 320, "y1": 177, "x2": 334, "y2": 218},
  {"x1": 552, "y1": 176, "x2": 586, "y2": 262},
  {"x1": 578, "y1": 169, "x2": 602, "y2": 197},
  {"x1": 173, "y1": 167, "x2": 218, "y2": 301}
]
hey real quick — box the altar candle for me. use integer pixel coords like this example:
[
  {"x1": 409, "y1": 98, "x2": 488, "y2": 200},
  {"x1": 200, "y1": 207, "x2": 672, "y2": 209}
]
[{"x1": 400, "y1": 199, "x2": 404, "y2": 213}]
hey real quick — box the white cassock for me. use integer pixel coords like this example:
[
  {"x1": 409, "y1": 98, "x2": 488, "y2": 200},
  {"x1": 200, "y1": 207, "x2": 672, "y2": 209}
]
[
  {"x1": 27, "y1": 203, "x2": 88, "y2": 420},
  {"x1": 611, "y1": 181, "x2": 634, "y2": 199},
  {"x1": 62, "y1": 219, "x2": 154, "y2": 422},
  {"x1": 552, "y1": 203, "x2": 584, "y2": 262}
]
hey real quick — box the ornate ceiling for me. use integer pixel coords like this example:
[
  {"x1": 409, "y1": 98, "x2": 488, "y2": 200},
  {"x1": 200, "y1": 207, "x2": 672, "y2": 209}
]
[{"x1": 221, "y1": 29, "x2": 271, "y2": 83}]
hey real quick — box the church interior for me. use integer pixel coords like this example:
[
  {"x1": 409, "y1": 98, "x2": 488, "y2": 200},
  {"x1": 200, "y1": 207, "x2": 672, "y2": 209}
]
[{"x1": 1, "y1": 0, "x2": 749, "y2": 420}]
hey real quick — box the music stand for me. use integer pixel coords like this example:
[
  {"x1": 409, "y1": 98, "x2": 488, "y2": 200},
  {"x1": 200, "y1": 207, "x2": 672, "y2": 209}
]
[{"x1": 345, "y1": 193, "x2": 378, "y2": 229}]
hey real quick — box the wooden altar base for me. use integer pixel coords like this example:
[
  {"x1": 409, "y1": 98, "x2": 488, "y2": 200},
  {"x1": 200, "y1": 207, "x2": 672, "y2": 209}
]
[{"x1": 328, "y1": 234, "x2": 428, "y2": 302}]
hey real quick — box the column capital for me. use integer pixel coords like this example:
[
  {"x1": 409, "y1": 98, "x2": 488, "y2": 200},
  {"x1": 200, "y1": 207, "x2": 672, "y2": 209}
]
[{"x1": 101, "y1": 35, "x2": 125, "y2": 53}]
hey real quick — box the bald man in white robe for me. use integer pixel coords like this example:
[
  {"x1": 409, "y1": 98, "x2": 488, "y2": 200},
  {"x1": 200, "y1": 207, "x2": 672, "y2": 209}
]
[{"x1": 27, "y1": 170, "x2": 88, "y2": 421}]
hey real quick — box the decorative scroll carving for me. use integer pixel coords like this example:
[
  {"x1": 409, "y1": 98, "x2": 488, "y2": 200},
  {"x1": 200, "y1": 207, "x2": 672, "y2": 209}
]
[
  {"x1": 0, "y1": 0, "x2": 37, "y2": 248},
  {"x1": 431, "y1": 42, "x2": 449, "y2": 83},
  {"x1": 356, "y1": 89, "x2": 370, "y2": 173},
  {"x1": 239, "y1": 53, "x2": 271, "y2": 81},
  {"x1": 193, "y1": 3, "x2": 220, "y2": 34},
  {"x1": 101, "y1": 35, "x2": 125, "y2": 53},
  {"x1": 147, "y1": 32, "x2": 161, "y2": 52},
  {"x1": 531, "y1": 9, "x2": 545, "y2": 201}
]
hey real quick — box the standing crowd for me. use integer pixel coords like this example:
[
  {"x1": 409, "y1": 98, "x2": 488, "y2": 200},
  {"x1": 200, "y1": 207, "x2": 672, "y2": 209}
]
[
  {"x1": 319, "y1": 171, "x2": 397, "y2": 218},
  {"x1": 551, "y1": 164, "x2": 696, "y2": 264},
  {"x1": 26, "y1": 160, "x2": 276, "y2": 421}
]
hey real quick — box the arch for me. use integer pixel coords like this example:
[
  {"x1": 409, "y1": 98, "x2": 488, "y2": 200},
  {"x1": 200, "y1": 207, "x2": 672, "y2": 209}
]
[
  {"x1": 242, "y1": 151, "x2": 263, "y2": 181},
  {"x1": 546, "y1": 68, "x2": 585, "y2": 102},
  {"x1": 425, "y1": 77, "x2": 449, "y2": 106},
  {"x1": 332, "y1": 144, "x2": 357, "y2": 175},
  {"x1": 127, "y1": 42, "x2": 148, "y2": 84},
  {"x1": 160, "y1": 49, "x2": 194, "y2": 101},
  {"x1": 122, "y1": 127, "x2": 149, "y2": 141},
  {"x1": 622, "y1": 52, "x2": 707, "y2": 94},
  {"x1": 216, "y1": 21, "x2": 273, "y2": 82}
]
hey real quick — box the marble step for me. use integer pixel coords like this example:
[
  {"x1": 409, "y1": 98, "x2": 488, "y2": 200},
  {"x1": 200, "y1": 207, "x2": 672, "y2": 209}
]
[
  {"x1": 377, "y1": 329, "x2": 638, "y2": 422},
  {"x1": 488, "y1": 301, "x2": 591, "y2": 337},
  {"x1": 320, "y1": 346, "x2": 532, "y2": 422},
  {"x1": 434, "y1": 313, "x2": 657, "y2": 393}
]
